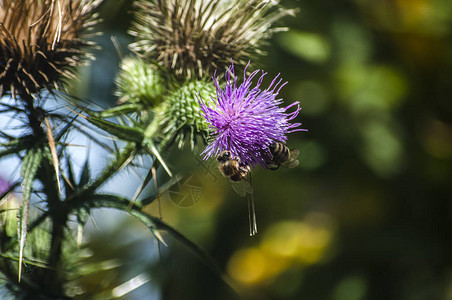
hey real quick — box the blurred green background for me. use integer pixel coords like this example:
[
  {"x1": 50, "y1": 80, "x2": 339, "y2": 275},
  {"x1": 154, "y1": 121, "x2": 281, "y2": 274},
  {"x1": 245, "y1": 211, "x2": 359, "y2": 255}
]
[{"x1": 74, "y1": 0, "x2": 452, "y2": 299}]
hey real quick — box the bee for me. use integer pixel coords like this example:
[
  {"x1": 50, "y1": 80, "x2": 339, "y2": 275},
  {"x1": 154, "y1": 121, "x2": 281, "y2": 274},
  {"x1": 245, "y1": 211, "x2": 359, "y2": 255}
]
[
  {"x1": 216, "y1": 150, "x2": 252, "y2": 197},
  {"x1": 266, "y1": 142, "x2": 300, "y2": 170},
  {"x1": 217, "y1": 150, "x2": 257, "y2": 235}
]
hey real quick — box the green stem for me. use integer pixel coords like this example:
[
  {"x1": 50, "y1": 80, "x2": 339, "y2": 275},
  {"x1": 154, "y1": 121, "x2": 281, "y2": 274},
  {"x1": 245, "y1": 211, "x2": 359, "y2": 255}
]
[
  {"x1": 36, "y1": 156, "x2": 66, "y2": 293},
  {"x1": 21, "y1": 94, "x2": 45, "y2": 139}
]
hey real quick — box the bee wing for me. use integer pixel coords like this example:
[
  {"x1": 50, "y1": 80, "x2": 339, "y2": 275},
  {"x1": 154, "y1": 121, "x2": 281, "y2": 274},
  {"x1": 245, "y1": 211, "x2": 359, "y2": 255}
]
[
  {"x1": 281, "y1": 159, "x2": 299, "y2": 168},
  {"x1": 280, "y1": 149, "x2": 300, "y2": 168},
  {"x1": 288, "y1": 149, "x2": 300, "y2": 161},
  {"x1": 229, "y1": 179, "x2": 253, "y2": 197}
]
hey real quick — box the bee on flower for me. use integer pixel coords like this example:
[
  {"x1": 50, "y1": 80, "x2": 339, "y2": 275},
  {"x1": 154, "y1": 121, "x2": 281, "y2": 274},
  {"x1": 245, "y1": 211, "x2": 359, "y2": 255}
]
[
  {"x1": 198, "y1": 62, "x2": 307, "y2": 235},
  {"x1": 198, "y1": 62, "x2": 307, "y2": 170}
]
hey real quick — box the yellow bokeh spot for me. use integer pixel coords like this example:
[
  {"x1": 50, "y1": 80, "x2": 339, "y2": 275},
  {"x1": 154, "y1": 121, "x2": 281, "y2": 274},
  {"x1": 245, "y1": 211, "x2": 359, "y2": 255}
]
[
  {"x1": 261, "y1": 224, "x2": 302, "y2": 258},
  {"x1": 227, "y1": 214, "x2": 335, "y2": 286},
  {"x1": 261, "y1": 216, "x2": 333, "y2": 265},
  {"x1": 227, "y1": 248, "x2": 288, "y2": 285}
]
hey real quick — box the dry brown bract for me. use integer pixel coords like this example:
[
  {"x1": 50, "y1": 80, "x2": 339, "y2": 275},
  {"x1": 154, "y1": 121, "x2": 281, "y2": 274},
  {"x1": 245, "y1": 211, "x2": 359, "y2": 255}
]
[
  {"x1": 0, "y1": 0, "x2": 101, "y2": 100},
  {"x1": 129, "y1": 0, "x2": 296, "y2": 80}
]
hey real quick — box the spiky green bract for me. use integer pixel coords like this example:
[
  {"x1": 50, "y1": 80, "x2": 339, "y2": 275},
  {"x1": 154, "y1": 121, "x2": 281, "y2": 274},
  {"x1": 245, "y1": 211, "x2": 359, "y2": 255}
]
[
  {"x1": 129, "y1": 0, "x2": 296, "y2": 80},
  {"x1": 115, "y1": 57, "x2": 164, "y2": 107},
  {"x1": 0, "y1": 0, "x2": 102, "y2": 100},
  {"x1": 157, "y1": 80, "x2": 216, "y2": 150}
]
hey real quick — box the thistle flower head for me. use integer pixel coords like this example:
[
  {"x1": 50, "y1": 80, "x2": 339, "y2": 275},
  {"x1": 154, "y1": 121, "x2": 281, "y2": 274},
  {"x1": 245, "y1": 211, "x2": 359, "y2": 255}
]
[
  {"x1": 0, "y1": 0, "x2": 101, "y2": 100},
  {"x1": 199, "y1": 62, "x2": 307, "y2": 168},
  {"x1": 115, "y1": 57, "x2": 163, "y2": 107},
  {"x1": 129, "y1": 0, "x2": 296, "y2": 80}
]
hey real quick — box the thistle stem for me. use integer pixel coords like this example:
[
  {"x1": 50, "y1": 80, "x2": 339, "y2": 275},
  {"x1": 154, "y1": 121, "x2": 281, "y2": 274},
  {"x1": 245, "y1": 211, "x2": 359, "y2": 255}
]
[
  {"x1": 22, "y1": 94, "x2": 45, "y2": 139},
  {"x1": 37, "y1": 156, "x2": 67, "y2": 294}
]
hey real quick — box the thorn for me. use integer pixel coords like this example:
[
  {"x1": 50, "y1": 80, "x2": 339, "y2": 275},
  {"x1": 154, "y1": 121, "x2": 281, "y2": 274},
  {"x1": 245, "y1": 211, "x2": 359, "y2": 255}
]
[
  {"x1": 44, "y1": 118, "x2": 61, "y2": 194},
  {"x1": 152, "y1": 229, "x2": 167, "y2": 247},
  {"x1": 18, "y1": 253, "x2": 23, "y2": 282},
  {"x1": 77, "y1": 223, "x2": 83, "y2": 247},
  {"x1": 64, "y1": 106, "x2": 87, "y2": 119}
]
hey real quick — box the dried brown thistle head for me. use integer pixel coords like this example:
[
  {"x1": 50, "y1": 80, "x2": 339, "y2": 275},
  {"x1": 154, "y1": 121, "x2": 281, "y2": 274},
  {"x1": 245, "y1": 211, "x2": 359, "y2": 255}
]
[
  {"x1": 0, "y1": 0, "x2": 102, "y2": 100},
  {"x1": 129, "y1": 0, "x2": 296, "y2": 80}
]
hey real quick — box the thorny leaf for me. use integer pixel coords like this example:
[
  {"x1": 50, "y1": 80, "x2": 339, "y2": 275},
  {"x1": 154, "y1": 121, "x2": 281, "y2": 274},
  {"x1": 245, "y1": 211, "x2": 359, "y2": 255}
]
[
  {"x1": 91, "y1": 104, "x2": 143, "y2": 118},
  {"x1": 84, "y1": 115, "x2": 145, "y2": 144},
  {"x1": 0, "y1": 136, "x2": 34, "y2": 159},
  {"x1": 68, "y1": 107, "x2": 145, "y2": 143},
  {"x1": 18, "y1": 146, "x2": 43, "y2": 282}
]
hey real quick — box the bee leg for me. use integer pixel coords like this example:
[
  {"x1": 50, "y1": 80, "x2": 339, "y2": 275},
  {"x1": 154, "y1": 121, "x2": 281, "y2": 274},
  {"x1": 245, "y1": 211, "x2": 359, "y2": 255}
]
[
  {"x1": 267, "y1": 164, "x2": 280, "y2": 171},
  {"x1": 248, "y1": 194, "x2": 257, "y2": 236},
  {"x1": 239, "y1": 165, "x2": 250, "y2": 173},
  {"x1": 247, "y1": 173, "x2": 257, "y2": 236}
]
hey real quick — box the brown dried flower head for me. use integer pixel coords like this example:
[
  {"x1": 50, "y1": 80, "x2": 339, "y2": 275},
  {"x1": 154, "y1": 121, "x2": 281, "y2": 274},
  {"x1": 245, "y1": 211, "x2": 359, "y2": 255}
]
[
  {"x1": 0, "y1": 0, "x2": 102, "y2": 100},
  {"x1": 129, "y1": 0, "x2": 296, "y2": 80}
]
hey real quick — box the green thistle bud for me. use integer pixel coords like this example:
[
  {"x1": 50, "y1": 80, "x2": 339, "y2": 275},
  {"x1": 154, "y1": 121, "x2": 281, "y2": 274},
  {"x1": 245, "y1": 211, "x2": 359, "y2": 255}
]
[
  {"x1": 0, "y1": 0, "x2": 101, "y2": 100},
  {"x1": 115, "y1": 57, "x2": 164, "y2": 107},
  {"x1": 157, "y1": 80, "x2": 216, "y2": 150}
]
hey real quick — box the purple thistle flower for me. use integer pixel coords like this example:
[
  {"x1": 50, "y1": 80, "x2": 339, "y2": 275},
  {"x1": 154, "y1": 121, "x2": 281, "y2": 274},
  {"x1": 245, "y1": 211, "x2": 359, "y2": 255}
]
[
  {"x1": 0, "y1": 175, "x2": 11, "y2": 195},
  {"x1": 198, "y1": 62, "x2": 307, "y2": 168}
]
